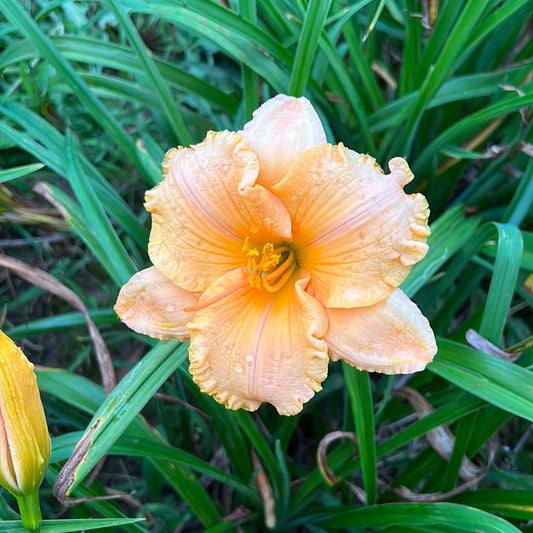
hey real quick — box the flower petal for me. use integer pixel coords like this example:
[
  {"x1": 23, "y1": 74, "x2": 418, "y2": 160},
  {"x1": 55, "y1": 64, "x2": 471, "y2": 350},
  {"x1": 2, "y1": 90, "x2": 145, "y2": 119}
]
[
  {"x1": 325, "y1": 289, "x2": 437, "y2": 374},
  {"x1": 273, "y1": 146, "x2": 430, "y2": 307},
  {"x1": 187, "y1": 269, "x2": 329, "y2": 415},
  {"x1": 147, "y1": 131, "x2": 292, "y2": 292},
  {"x1": 239, "y1": 95, "x2": 327, "y2": 187},
  {"x1": 114, "y1": 267, "x2": 198, "y2": 340},
  {"x1": 0, "y1": 331, "x2": 50, "y2": 495}
]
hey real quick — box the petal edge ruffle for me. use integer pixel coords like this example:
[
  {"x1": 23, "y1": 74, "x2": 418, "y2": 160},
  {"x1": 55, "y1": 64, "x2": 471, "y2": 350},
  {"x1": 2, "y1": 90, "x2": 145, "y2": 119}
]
[
  {"x1": 188, "y1": 269, "x2": 329, "y2": 415},
  {"x1": 274, "y1": 145, "x2": 430, "y2": 308},
  {"x1": 325, "y1": 289, "x2": 437, "y2": 374},
  {"x1": 114, "y1": 267, "x2": 199, "y2": 340},
  {"x1": 147, "y1": 131, "x2": 292, "y2": 293}
]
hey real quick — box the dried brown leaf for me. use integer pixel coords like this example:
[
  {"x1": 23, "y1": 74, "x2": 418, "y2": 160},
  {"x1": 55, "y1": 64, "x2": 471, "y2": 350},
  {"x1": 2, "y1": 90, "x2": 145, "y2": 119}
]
[
  {"x1": 466, "y1": 329, "x2": 521, "y2": 361},
  {"x1": 316, "y1": 431, "x2": 366, "y2": 503},
  {"x1": 251, "y1": 448, "x2": 276, "y2": 529},
  {"x1": 392, "y1": 387, "x2": 481, "y2": 480},
  {"x1": 0, "y1": 254, "x2": 115, "y2": 395}
]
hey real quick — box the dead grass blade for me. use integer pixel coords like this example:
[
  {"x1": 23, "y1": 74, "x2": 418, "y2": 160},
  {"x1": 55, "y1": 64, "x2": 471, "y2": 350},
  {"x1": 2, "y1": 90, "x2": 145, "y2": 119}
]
[
  {"x1": 316, "y1": 431, "x2": 366, "y2": 504},
  {"x1": 251, "y1": 448, "x2": 276, "y2": 529},
  {"x1": 392, "y1": 387, "x2": 481, "y2": 481},
  {"x1": 0, "y1": 254, "x2": 116, "y2": 394}
]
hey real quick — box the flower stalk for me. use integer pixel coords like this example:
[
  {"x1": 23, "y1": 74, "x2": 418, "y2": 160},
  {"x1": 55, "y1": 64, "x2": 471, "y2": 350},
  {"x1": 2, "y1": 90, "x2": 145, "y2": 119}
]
[{"x1": 16, "y1": 489, "x2": 42, "y2": 531}]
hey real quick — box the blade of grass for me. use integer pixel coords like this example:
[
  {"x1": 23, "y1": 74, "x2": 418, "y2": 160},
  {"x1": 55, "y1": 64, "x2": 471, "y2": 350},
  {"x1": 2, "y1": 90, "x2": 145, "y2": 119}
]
[
  {"x1": 502, "y1": 158, "x2": 533, "y2": 227},
  {"x1": 429, "y1": 338, "x2": 533, "y2": 422},
  {"x1": 402, "y1": 206, "x2": 481, "y2": 298},
  {"x1": 238, "y1": 0, "x2": 259, "y2": 121},
  {"x1": 453, "y1": 489, "x2": 533, "y2": 520},
  {"x1": 56, "y1": 341, "x2": 187, "y2": 494},
  {"x1": 121, "y1": 0, "x2": 292, "y2": 93},
  {"x1": 398, "y1": 0, "x2": 422, "y2": 96},
  {"x1": 478, "y1": 223, "x2": 523, "y2": 344},
  {"x1": 111, "y1": 435, "x2": 256, "y2": 498},
  {"x1": 0, "y1": 0, "x2": 158, "y2": 184},
  {"x1": 342, "y1": 364, "x2": 376, "y2": 505},
  {"x1": 105, "y1": 0, "x2": 191, "y2": 145},
  {"x1": 413, "y1": 92, "x2": 533, "y2": 173},
  {"x1": 318, "y1": 32, "x2": 376, "y2": 152},
  {"x1": 0, "y1": 104, "x2": 150, "y2": 245},
  {"x1": 0, "y1": 163, "x2": 44, "y2": 184},
  {"x1": 401, "y1": 0, "x2": 492, "y2": 155},
  {"x1": 0, "y1": 35, "x2": 239, "y2": 114},
  {"x1": 40, "y1": 366, "x2": 221, "y2": 527},
  {"x1": 0, "y1": 518, "x2": 145, "y2": 533},
  {"x1": 296, "y1": 502, "x2": 521, "y2": 532},
  {"x1": 288, "y1": 0, "x2": 331, "y2": 97},
  {"x1": 340, "y1": 2, "x2": 384, "y2": 110},
  {"x1": 232, "y1": 410, "x2": 283, "y2": 501},
  {"x1": 33, "y1": 182, "x2": 123, "y2": 286},
  {"x1": 65, "y1": 131, "x2": 136, "y2": 285}
]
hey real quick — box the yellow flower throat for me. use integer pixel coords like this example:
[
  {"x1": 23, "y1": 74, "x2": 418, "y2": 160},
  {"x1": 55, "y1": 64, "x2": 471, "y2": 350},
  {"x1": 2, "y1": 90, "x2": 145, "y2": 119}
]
[
  {"x1": 243, "y1": 237, "x2": 297, "y2": 292},
  {"x1": 183, "y1": 238, "x2": 297, "y2": 313}
]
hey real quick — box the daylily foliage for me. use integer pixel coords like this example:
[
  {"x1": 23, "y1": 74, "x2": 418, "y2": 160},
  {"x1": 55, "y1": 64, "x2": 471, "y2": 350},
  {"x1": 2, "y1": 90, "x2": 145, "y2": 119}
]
[{"x1": 115, "y1": 95, "x2": 437, "y2": 415}]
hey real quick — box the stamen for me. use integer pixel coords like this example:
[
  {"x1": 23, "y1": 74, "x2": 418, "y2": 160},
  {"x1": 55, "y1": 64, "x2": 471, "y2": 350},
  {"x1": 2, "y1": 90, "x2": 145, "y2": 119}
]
[{"x1": 242, "y1": 239, "x2": 297, "y2": 293}]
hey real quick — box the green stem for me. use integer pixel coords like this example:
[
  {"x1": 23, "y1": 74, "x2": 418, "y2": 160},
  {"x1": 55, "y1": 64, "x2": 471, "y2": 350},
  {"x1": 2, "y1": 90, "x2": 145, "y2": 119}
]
[{"x1": 16, "y1": 489, "x2": 42, "y2": 532}]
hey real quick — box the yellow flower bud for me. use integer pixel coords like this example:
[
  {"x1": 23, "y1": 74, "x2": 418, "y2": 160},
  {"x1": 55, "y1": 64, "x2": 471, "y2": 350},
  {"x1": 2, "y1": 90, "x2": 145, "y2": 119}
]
[{"x1": 0, "y1": 330, "x2": 51, "y2": 497}]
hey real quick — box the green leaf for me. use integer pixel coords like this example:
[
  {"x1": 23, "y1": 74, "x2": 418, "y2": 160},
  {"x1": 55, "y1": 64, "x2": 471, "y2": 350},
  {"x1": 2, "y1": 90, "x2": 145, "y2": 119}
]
[
  {"x1": 0, "y1": 518, "x2": 145, "y2": 532},
  {"x1": 453, "y1": 489, "x2": 533, "y2": 520},
  {"x1": 402, "y1": 205, "x2": 480, "y2": 298},
  {"x1": 478, "y1": 223, "x2": 523, "y2": 344},
  {"x1": 65, "y1": 131, "x2": 136, "y2": 285},
  {"x1": 112, "y1": 435, "x2": 256, "y2": 499},
  {"x1": 0, "y1": 0, "x2": 156, "y2": 183},
  {"x1": 0, "y1": 35, "x2": 238, "y2": 114},
  {"x1": 105, "y1": 0, "x2": 191, "y2": 145},
  {"x1": 343, "y1": 364, "x2": 376, "y2": 505},
  {"x1": 0, "y1": 163, "x2": 44, "y2": 184},
  {"x1": 288, "y1": 0, "x2": 332, "y2": 97},
  {"x1": 306, "y1": 502, "x2": 521, "y2": 532},
  {"x1": 61, "y1": 341, "x2": 187, "y2": 493},
  {"x1": 430, "y1": 338, "x2": 533, "y2": 422},
  {"x1": 402, "y1": 0, "x2": 493, "y2": 154}
]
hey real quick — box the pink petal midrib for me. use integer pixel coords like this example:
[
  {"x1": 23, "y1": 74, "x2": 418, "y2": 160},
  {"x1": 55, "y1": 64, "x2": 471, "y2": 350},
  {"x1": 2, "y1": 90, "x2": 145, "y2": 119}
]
[{"x1": 302, "y1": 187, "x2": 400, "y2": 248}]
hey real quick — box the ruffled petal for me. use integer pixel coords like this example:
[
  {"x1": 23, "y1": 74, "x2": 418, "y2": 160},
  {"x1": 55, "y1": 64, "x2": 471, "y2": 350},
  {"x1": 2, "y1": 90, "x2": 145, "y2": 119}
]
[
  {"x1": 239, "y1": 95, "x2": 327, "y2": 188},
  {"x1": 325, "y1": 289, "x2": 437, "y2": 374},
  {"x1": 273, "y1": 146, "x2": 430, "y2": 308},
  {"x1": 147, "y1": 131, "x2": 292, "y2": 292},
  {"x1": 187, "y1": 269, "x2": 329, "y2": 415},
  {"x1": 114, "y1": 267, "x2": 199, "y2": 340}
]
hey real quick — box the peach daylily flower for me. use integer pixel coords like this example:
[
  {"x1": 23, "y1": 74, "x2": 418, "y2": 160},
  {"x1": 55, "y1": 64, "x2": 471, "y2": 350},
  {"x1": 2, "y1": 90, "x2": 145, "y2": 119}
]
[{"x1": 115, "y1": 95, "x2": 437, "y2": 415}]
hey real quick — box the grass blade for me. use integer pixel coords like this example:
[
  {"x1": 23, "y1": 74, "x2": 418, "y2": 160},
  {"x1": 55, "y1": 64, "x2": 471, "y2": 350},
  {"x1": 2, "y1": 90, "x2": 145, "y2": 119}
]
[
  {"x1": 430, "y1": 338, "x2": 533, "y2": 422},
  {"x1": 343, "y1": 364, "x2": 376, "y2": 505},
  {"x1": 0, "y1": 0, "x2": 157, "y2": 184},
  {"x1": 105, "y1": 0, "x2": 192, "y2": 145},
  {"x1": 288, "y1": 0, "x2": 331, "y2": 97},
  {"x1": 65, "y1": 131, "x2": 136, "y2": 285},
  {"x1": 478, "y1": 223, "x2": 523, "y2": 344}
]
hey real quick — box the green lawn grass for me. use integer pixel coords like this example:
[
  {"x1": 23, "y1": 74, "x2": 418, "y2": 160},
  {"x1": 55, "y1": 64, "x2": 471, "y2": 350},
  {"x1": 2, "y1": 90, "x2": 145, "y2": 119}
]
[{"x1": 1, "y1": 1, "x2": 532, "y2": 531}]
